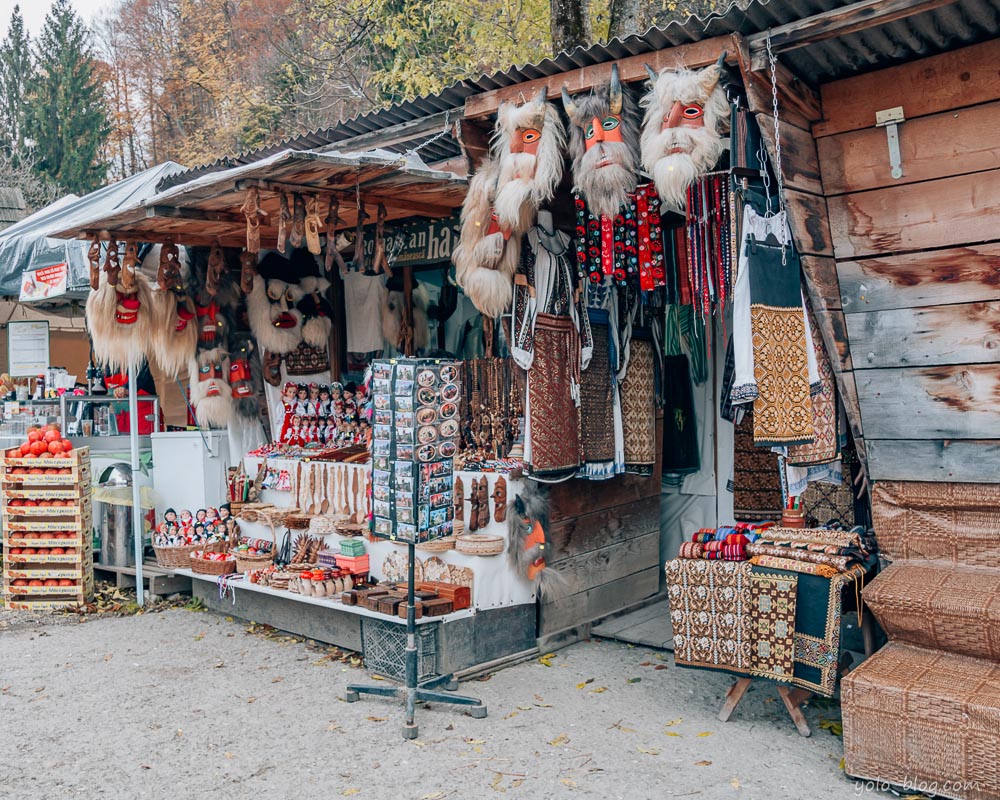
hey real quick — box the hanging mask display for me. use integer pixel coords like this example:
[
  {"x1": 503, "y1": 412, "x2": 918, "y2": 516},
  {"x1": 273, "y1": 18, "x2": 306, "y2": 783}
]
[
  {"x1": 189, "y1": 347, "x2": 233, "y2": 429},
  {"x1": 454, "y1": 90, "x2": 565, "y2": 320},
  {"x1": 562, "y1": 63, "x2": 641, "y2": 220},
  {"x1": 86, "y1": 241, "x2": 154, "y2": 373},
  {"x1": 246, "y1": 253, "x2": 305, "y2": 354},
  {"x1": 297, "y1": 275, "x2": 335, "y2": 349},
  {"x1": 228, "y1": 337, "x2": 262, "y2": 425},
  {"x1": 144, "y1": 244, "x2": 199, "y2": 380},
  {"x1": 506, "y1": 482, "x2": 565, "y2": 598},
  {"x1": 640, "y1": 54, "x2": 729, "y2": 211},
  {"x1": 381, "y1": 274, "x2": 430, "y2": 355}
]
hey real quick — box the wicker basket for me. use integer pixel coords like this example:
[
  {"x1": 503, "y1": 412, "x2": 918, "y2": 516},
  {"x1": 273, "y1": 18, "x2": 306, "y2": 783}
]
[
  {"x1": 233, "y1": 520, "x2": 276, "y2": 574},
  {"x1": 190, "y1": 552, "x2": 237, "y2": 576},
  {"x1": 416, "y1": 536, "x2": 456, "y2": 553},
  {"x1": 455, "y1": 534, "x2": 505, "y2": 556},
  {"x1": 309, "y1": 516, "x2": 338, "y2": 536},
  {"x1": 862, "y1": 560, "x2": 1000, "y2": 663},
  {"x1": 238, "y1": 503, "x2": 277, "y2": 523},
  {"x1": 284, "y1": 511, "x2": 313, "y2": 530},
  {"x1": 843, "y1": 642, "x2": 1000, "y2": 800},
  {"x1": 154, "y1": 540, "x2": 225, "y2": 569}
]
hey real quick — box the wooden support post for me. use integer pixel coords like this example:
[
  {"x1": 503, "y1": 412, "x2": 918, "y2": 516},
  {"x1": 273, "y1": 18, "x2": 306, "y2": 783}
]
[
  {"x1": 718, "y1": 677, "x2": 752, "y2": 722},
  {"x1": 328, "y1": 269, "x2": 346, "y2": 380},
  {"x1": 776, "y1": 685, "x2": 812, "y2": 737},
  {"x1": 402, "y1": 266, "x2": 415, "y2": 357}
]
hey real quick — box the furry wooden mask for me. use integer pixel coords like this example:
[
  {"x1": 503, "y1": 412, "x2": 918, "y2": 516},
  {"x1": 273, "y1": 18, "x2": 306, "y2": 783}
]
[
  {"x1": 143, "y1": 245, "x2": 197, "y2": 379},
  {"x1": 507, "y1": 481, "x2": 565, "y2": 598},
  {"x1": 189, "y1": 347, "x2": 232, "y2": 429},
  {"x1": 86, "y1": 246, "x2": 154, "y2": 374},
  {"x1": 297, "y1": 275, "x2": 334, "y2": 349},
  {"x1": 228, "y1": 336, "x2": 262, "y2": 424},
  {"x1": 641, "y1": 55, "x2": 729, "y2": 211},
  {"x1": 246, "y1": 253, "x2": 305, "y2": 354},
  {"x1": 562, "y1": 63, "x2": 641, "y2": 219}
]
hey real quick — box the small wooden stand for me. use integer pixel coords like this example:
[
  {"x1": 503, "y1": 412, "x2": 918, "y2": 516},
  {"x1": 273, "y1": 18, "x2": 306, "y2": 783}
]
[{"x1": 718, "y1": 677, "x2": 814, "y2": 737}]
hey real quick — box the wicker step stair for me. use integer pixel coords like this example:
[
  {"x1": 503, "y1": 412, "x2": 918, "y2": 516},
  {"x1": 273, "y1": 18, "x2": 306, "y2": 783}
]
[
  {"x1": 843, "y1": 642, "x2": 1000, "y2": 800},
  {"x1": 863, "y1": 560, "x2": 1000, "y2": 663},
  {"x1": 872, "y1": 481, "x2": 1000, "y2": 565}
]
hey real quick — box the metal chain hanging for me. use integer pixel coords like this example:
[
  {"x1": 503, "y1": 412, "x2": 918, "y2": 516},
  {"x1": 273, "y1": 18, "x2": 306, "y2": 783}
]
[{"x1": 765, "y1": 29, "x2": 788, "y2": 264}]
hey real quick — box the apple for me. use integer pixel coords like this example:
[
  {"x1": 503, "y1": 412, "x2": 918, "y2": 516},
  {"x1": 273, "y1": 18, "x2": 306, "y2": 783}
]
[
  {"x1": 60, "y1": 440, "x2": 72, "y2": 453},
  {"x1": 26, "y1": 431, "x2": 41, "y2": 444},
  {"x1": 47, "y1": 441, "x2": 63, "y2": 455},
  {"x1": 43, "y1": 429, "x2": 60, "y2": 444},
  {"x1": 58, "y1": 579, "x2": 73, "y2": 587}
]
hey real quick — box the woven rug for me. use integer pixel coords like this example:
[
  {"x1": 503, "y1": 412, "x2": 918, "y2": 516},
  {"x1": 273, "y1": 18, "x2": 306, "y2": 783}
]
[
  {"x1": 730, "y1": 409, "x2": 783, "y2": 519},
  {"x1": 800, "y1": 471, "x2": 856, "y2": 528},
  {"x1": 747, "y1": 239, "x2": 813, "y2": 446},
  {"x1": 527, "y1": 313, "x2": 581, "y2": 475},
  {"x1": 620, "y1": 337, "x2": 656, "y2": 474},
  {"x1": 579, "y1": 322, "x2": 616, "y2": 464},
  {"x1": 749, "y1": 571, "x2": 798, "y2": 683},
  {"x1": 787, "y1": 298, "x2": 840, "y2": 465}
]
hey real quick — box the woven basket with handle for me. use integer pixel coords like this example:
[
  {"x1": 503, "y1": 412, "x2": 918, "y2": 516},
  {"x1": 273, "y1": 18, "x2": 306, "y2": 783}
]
[
  {"x1": 154, "y1": 540, "x2": 225, "y2": 569},
  {"x1": 189, "y1": 552, "x2": 237, "y2": 576}
]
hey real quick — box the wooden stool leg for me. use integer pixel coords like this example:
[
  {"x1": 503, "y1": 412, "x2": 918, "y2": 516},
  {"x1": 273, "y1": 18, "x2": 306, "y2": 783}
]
[
  {"x1": 861, "y1": 612, "x2": 876, "y2": 657},
  {"x1": 777, "y1": 685, "x2": 812, "y2": 737},
  {"x1": 718, "y1": 677, "x2": 752, "y2": 722}
]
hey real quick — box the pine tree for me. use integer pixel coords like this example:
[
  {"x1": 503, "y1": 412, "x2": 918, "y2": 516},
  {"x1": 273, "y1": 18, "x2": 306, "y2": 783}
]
[
  {"x1": 0, "y1": 5, "x2": 32, "y2": 153},
  {"x1": 24, "y1": 0, "x2": 110, "y2": 193}
]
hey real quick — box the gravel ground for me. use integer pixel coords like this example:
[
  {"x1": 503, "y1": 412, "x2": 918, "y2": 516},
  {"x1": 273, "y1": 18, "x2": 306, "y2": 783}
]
[{"x1": 0, "y1": 606, "x2": 879, "y2": 800}]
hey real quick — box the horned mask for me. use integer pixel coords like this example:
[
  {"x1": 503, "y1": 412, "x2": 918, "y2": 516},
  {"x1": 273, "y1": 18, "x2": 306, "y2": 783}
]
[
  {"x1": 562, "y1": 64, "x2": 641, "y2": 219},
  {"x1": 454, "y1": 90, "x2": 565, "y2": 319},
  {"x1": 228, "y1": 337, "x2": 261, "y2": 424},
  {"x1": 640, "y1": 55, "x2": 729, "y2": 211},
  {"x1": 146, "y1": 245, "x2": 198, "y2": 380},
  {"x1": 246, "y1": 253, "x2": 305, "y2": 355},
  {"x1": 189, "y1": 347, "x2": 233, "y2": 429}
]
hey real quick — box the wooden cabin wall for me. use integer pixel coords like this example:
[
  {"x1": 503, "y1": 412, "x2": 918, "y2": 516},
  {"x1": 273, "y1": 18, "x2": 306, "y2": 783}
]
[
  {"x1": 537, "y1": 415, "x2": 663, "y2": 638},
  {"x1": 814, "y1": 37, "x2": 1000, "y2": 483}
]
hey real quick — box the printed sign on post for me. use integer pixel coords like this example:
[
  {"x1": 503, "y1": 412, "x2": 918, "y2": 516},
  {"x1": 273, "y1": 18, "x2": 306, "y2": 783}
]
[
  {"x1": 7, "y1": 321, "x2": 50, "y2": 376},
  {"x1": 19, "y1": 263, "x2": 68, "y2": 302}
]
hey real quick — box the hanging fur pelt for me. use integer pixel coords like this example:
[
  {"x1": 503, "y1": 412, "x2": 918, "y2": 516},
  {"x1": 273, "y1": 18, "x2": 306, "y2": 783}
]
[
  {"x1": 382, "y1": 281, "x2": 430, "y2": 354},
  {"x1": 188, "y1": 246, "x2": 241, "y2": 311},
  {"x1": 297, "y1": 275, "x2": 335, "y2": 348},
  {"x1": 507, "y1": 481, "x2": 566, "y2": 598},
  {"x1": 86, "y1": 268, "x2": 154, "y2": 374},
  {"x1": 148, "y1": 288, "x2": 198, "y2": 379},
  {"x1": 188, "y1": 347, "x2": 233, "y2": 429}
]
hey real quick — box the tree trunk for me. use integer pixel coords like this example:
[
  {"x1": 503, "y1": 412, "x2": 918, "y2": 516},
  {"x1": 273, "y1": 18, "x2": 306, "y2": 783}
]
[
  {"x1": 550, "y1": 0, "x2": 590, "y2": 53},
  {"x1": 608, "y1": 0, "x2": 641, "y2": 40}
]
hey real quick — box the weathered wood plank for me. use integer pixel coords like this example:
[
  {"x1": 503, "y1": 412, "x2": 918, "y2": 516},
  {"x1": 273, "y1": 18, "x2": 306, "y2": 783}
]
[
  {"x1": 814, "y1": 307, "x2": 854, "y2": 372},
  {"x1": 856, "y1": 364, "x2": 1000, "y2": 439},
  {"x1": 548, "y1": 495, "x2": 659, "y2": 562},
  {"x1": 546, "y1": 531, "x2": 659, "y2": 599},
  {"x1": 867, "y1": 439, "x2": 1000, "y2": 483},
  {"x1": 731, "y1": 33, "x2": 821, "y2": 129},
  {"x1": 838, "y1": 244, "x2": 1000, "y2": 314},
  {"x1": 549, "y1": 473, "x2": 661, "y2": 521},
  {"x1": 745, "y1": 0, "x2": 959, "y2": 68},
  {"x1": 816, "y1": 38, "x2": 1000, "y2": 138},
  {"x1": 754, "y1": 113, "x2": 823, "y2": 196},
  {"x1": 847, "y1": 302, "x2": 1000, "y2": 370},
  {"x1": 818, "y1": 100, "x2": 1000, "y2": 195},
  {"x1": 785, "y1": 189, "x2": 834, "y2": 258},
  {"x1": 463, "y1": 36, "x2": 732, "y2": 120},
  {"x1": 828, "y1": 170, "x2": 1000, "y2": 260},
  {"x1": 539, "y1": 565, "x2": 659, "y2": 636},
  {"x1": 801, "y1": 256, "x2": 842, "y2": 313}
]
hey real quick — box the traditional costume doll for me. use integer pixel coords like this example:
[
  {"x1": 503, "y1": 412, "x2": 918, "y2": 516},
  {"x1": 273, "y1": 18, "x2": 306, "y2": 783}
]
[
  {"x1": 343, "y1": 382, "x2": 359, "y2": 423},
  {"x1": 276, "y1": 381, "x2": 297, "y2": 441},
  {"x1": 294, "y1": 384, "x2": 310, "y2": 416},
  {"x1": 307, "y1": 382, "x2": 321, "y2": 417},
  {"x1": 330, "y1": 383, "x2": 345, "y2": 419},
  {"x1": 193, "y1": 522, "x2": 207, "y2": 543},
  {"x1": 205, "y1": 507, "x2": 219, "y2": 524},
  {"x1": 323, "y1": 418, "x2": 337, "y2": 445},
  {"x1": 196, "y1": 509, "x2": 208, "y2": 524},
  {"x1": 641, "y1": 54, "x2": 729, "y2": 211},
  {"x1": 562, "y1": 63, "x2": 642, "y2": 220},
  {"x1": 358, "y1": 419, "x2": 373, "y2": 447},
  {"x1": 218, "y1": 505, "x2": 231, "y2": 523},
  {"x1": 319, "y1": 385, "x2": 332, "y2": 418},
  {"x1": 156, "y1": 508, "x2": 178, "y2": 536},
  {"x1": 284, "y1": 415, "x2": 305, "y2": 446},
  {"x1": 179, "y1": 509, "x2": 194, "y2": 533},
  {"x1": 453, "y1": 88, "x2": 565, "y2": 319}
]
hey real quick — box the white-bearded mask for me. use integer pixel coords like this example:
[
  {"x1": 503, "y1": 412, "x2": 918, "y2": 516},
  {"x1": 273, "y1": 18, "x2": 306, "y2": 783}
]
[
  {"x1": 246, "y1": 276, "x2": 304, "y2": 354},
  {"x1": 562, "y1": 63, "x2": 641, "y2": 220},
  {"x1": 492, "y1": 89, "x2": 565, "y2": 233},
  {"x1": 640, "y1": 56, "x2": 729, "y2": 212},
  {"x1": 86, "y1": 265, "x2": 154, "y2": 374},
  {"x1": 189, "y1": 347, "x2": 232, "y2": 429}
]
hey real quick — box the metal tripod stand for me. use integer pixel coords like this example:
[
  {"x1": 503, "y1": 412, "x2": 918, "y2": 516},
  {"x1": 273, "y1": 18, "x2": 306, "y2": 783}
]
[{"x1": 345, "y1": 541, "x2": 487, "y2": 739}]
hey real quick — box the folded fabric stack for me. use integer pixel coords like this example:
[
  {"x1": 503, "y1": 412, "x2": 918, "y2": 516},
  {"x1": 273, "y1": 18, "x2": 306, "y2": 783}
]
[
  {"x1": 746, "y1": 526, "x2": 877, "y2": 575},
  {"x1": 679, "y1": 528, "x2": 757, "y2": 561}
]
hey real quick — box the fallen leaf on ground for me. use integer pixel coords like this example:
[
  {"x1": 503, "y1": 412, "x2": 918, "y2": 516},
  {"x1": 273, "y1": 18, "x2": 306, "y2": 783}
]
[
  {"x1": 654, "y1": 665, "x2": 668, "y2": 671},
  {"x1": 511, "y1": 779, "x2": 524, "y2": 788},
  {"x1": 140, "y1": 765, "x2": 151, "y2": 770},
  {"x1": 696, "y1": 731, "x2": 714, "y2": 737},
  {"x1": 664, "y1": 732, "x2": 682, "y2": 738},
  {"x1": 575, "y1": 682, "x2": 587, "y2": 689},
  {"x1": 731, "y1": 778, "x2": 741, "y2": 789},
  {"x1": 664, "y1": 718, "x2": 682, "y2": 726},
  {"x1": 193, "y1": 633, "x2": 205, "y2": 641},
  {"x1": 560, "y1": 778, "x2": 577, "y2": 788},
  {"x1": 34, "y1": 687, "x2": 44, "y2": 693},
  {"x1": 819, "y1": 718, "x2": 843, "y2": 736},
  {"x1": 590, "y1": 687, "x2": 608, "y2": 694},
  {"x1": 465, "y1": 738, "x2": 486, "y2": 745},
  {"x1": 626, "y1": 677, "x2": 641, "y2": 684},
  {"x1": 548, "y1": 733, "x2": 569, "y2": 746},
  {"x1": 517, "y1": 705, "x2": 532, "y2": 711},
  {"x1": 370, "y1": 675, "x2": 385, "y2": 681},
  {"x1": 638, "y1": 747, "x2": 661, "y2": 756},
  {"x1": 695, "y1": 760, "x2": 712, "y2": 767},
  {"x1": 367, "y1": 716, "x2": 387, "y2": 722},
  {"x1": 420, "y1": 793, "x2": 445, "y2": 800},
  {"x1": 503, "y1": 711, "x2": 518, "y2": 720},
  {"x1": 537, "y1": 653, "x2": 556, "y2": 667},
  {"x1": 639, "y1": 661, "x2": 652, "y2": 666},
  {"x1": 342, "y1": 790, "x2": 360, "y2": 796},
  {"x1": 224, "y1": 752, "x2": 234, "y2": 759}
]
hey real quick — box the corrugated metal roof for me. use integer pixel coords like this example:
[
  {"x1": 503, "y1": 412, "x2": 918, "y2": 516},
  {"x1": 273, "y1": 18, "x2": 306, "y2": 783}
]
[{"x1": 159, "y1": 0, "x2": 1000, "y2": 191}]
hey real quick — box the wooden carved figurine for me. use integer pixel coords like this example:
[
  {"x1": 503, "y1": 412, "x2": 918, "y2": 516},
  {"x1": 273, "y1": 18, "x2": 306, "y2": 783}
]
[
  {"x1": 88, "y1": 239, "x2": 102, "y2": 290},
  {"x1": 289, "y1": 193, "x2": 305, "y2": 249},
  {"x1": 159, "y1": 240, "x2": 181, "y2": 291},
  {"x1": 120, "y1": 241, "x2": 139, "y2": 292},
  {"x1": 240, "y1": 187, "x2": 263, "y2": 253},
  {"x1": 277, "y1": 192, "x2": 291, "y2": 253},
  {"x1": 206, "y1": 245, "x2": 225, "y2": 296},
  {"x1": 304, "y1": 194, "x2": 322, "y2": 255},
  {"x1": 103, "y1": 242, "x2": 121, "y2": 287},
  {"x1": 239, "y1": 250, "x2": 256, "y2": 294}
]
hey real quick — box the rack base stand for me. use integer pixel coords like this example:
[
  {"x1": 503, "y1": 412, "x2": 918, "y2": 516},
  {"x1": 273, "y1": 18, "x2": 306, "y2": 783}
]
[{"x1": 345, "y1": 542, "x2": 487, "y2": 739}]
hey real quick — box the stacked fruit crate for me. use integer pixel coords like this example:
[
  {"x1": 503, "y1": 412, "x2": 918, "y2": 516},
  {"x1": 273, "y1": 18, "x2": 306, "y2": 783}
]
[{"x1": 2, "y1": 447, "x2": 93, "y2": 609}]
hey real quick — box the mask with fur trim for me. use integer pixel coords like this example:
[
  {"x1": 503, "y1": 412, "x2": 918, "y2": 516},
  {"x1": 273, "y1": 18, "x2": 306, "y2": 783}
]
[
  {"x1": 640, "y1": 57, "x2": 729, "y2": 212},
  {"x1": 562, "y1": 63, "x2": 641, "y2": 220},
  {"x1": 247, "y1": 277, "x2": 304, "y2": 354},
  {"x1": 297, "y1": 276, "x2": 335, "y2": 349},
  {"x1": 189, "y1": 348, "x2": 232, "y2": 429},
  {"x1": 86, "y1": 268, "x2": 154, "y2": 374}
]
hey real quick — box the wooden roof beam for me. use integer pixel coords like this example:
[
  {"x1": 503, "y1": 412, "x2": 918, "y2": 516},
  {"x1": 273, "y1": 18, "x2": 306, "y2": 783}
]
[
  {"x1": 146, "y1": 205, "x2": 253, "y2": 224},
  {"x1": 745, "y1": 0, "x2": 960, "y2": 70},
  {"x1": 462, "y1": 34, "x2": 733, "y2": 120},
  {"x1": 235, "y1": 178, "x2": 455, "y2": 217}
]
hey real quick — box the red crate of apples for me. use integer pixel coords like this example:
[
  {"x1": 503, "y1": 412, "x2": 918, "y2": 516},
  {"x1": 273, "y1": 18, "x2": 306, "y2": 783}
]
[{"x1": 6, "y1": 424, "x2": 75, "y2": 460}]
